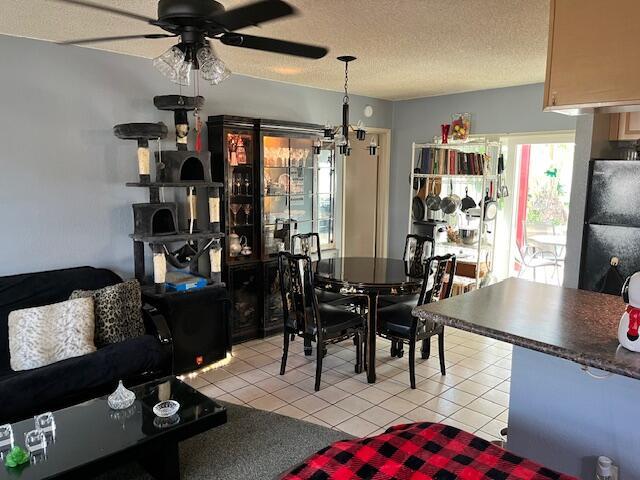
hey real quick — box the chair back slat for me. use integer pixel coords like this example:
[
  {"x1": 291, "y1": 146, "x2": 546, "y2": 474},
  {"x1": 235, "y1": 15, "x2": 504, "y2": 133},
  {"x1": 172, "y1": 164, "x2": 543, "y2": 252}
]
[
  {"x1": 418, "y1": 254, "x2": 457, "y2": 306},
  {"x1": 292, "y1": 233, "x2": 322, "y2": 262},
  {"x1": 278, "y1": 251, "x2": 320, "y2": 335},
  {"x1": 404, "y1": 234, "x2": 436, "y2": 279}
]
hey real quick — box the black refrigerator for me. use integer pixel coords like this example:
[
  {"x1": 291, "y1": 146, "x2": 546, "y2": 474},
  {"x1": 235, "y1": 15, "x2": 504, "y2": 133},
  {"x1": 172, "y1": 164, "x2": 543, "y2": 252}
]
[{"x1": 579, "y1": 159, "x2": 640, "y2": 292}]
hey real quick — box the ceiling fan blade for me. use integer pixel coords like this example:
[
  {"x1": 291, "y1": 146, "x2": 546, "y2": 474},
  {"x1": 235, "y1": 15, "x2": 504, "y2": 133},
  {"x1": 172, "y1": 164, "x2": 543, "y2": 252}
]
[
  {"x1": 219, "y1": 33, "x2": 327, "y2": 59},
  {"x1": 60, "y1": 34, "x2": 176, "y2": 45},
  {"x1": 211, "y1": 0, "x2": 296, "y2": 31},
  {"x1": 53, "y1": 0, "x2": 154, "y2": 23}
]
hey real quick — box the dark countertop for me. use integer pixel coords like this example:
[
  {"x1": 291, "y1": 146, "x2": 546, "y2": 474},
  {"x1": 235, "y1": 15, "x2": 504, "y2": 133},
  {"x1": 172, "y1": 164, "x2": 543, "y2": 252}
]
[{"x1": 413, "y1": 277, "x2": 640, "y2": 380}]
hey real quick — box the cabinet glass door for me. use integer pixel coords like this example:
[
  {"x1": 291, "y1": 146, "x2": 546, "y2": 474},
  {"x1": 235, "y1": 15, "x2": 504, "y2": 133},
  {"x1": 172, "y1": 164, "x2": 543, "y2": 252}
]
[
  {"x1": 315, "y1": 147, "x2": 336, "y2": 249},
  {"x1": 289, "y1": 137, "x2": 314, "y2": 231},
  {"x1": 263, "y1": 135, "x2": 290, "y2": 259},
  {"x1": 225, "y1": 130, "x2": 257, "y2": 263},
  {"x1": 262, "y1": 133, "x2": 336, "y2": 258}
]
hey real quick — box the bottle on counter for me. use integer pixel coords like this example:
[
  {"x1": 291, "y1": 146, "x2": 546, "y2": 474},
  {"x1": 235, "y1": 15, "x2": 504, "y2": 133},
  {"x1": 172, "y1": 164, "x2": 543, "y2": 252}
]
[{"x1": 595, "y1": 456, "x2": 614, "y2": 480}]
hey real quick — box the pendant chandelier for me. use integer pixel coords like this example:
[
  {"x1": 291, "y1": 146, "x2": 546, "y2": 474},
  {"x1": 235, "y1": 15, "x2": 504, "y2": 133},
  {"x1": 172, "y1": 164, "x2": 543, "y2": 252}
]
[{"x1": 322, "y1": 56, "x2": 377, "y2": 157}]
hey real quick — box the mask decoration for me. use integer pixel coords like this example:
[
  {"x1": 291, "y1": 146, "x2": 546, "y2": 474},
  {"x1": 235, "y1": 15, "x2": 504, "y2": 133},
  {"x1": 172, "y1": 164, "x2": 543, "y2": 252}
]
[
  {"x1": 175, "y1": 109, "x2": 190, "y2": 149},
  {"x1": 619, "y1": 272, "x2": 640, "y2": 352}
]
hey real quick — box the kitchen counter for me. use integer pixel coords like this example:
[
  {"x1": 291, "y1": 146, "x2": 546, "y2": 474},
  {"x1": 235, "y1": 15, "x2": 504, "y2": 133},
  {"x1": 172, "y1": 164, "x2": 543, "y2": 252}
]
[
  {"x1": 413, "y1": 277, "x2": 640, "y2": 379},
  {"x1": 414, "y1": 277, "x2": 640, "y2": 478}
]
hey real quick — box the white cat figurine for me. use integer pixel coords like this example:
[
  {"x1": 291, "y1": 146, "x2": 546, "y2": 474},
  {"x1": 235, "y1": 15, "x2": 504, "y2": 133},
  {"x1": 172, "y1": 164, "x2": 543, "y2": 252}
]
[{"x1": 619, "y1": 272, "x2": 640, "y2": 352}]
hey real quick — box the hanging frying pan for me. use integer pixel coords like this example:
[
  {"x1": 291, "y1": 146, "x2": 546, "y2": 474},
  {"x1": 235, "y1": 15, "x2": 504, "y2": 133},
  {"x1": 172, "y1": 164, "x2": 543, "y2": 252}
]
[
  {"x1": 497, "y1": 154, "x2": 509, "y2": 198},
  {"x1": 483, "y1": 187, "x2": 498, "y2": 221},
  {"x1": 441, "y1": 179, "x2": 460, "y2": 215},
  {"x1": 411, "y1": 178, "x2": 429, "y2": 220},
  {"x1": 460, "y1": 186, "x2": 477, "y2": 212},
  {"x1": 412, "y1": 168, "x2": 422, "y2": 190},
  {"x1": 426, "y1": 177, "x2": 442, "y2": 211}
]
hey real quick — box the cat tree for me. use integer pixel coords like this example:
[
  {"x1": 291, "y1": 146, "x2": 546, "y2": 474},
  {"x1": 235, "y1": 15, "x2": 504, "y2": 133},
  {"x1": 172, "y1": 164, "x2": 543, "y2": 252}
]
[{"x1": 115, "y1": 95, "x2": 224, "y2": 293}]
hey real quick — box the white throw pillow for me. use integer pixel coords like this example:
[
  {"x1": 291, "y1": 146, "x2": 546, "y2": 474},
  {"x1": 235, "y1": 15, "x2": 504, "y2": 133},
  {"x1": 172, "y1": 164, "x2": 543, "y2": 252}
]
[{"x1": 8, "y1": 297, "x2": 97, "y2": 371}]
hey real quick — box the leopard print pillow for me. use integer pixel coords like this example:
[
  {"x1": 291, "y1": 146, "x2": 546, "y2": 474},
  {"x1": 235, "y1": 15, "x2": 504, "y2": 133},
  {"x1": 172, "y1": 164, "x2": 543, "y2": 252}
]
[
  {"x1": 9, "y1": 297, "x2": 96, "y2": 371},
  {"x1": 70, "y1": 279, "x2": 145, "y2": 347}
]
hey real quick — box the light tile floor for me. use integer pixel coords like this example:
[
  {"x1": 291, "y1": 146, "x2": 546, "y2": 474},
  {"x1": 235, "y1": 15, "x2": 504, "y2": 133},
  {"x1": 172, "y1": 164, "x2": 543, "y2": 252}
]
[{"x1": 186, "y1": 328, "x2": 511, "y2": 442}]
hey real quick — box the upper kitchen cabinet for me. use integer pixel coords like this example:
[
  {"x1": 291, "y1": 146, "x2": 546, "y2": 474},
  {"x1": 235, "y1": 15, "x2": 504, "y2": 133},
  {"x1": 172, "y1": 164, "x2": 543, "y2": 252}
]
[
  {"x1": 544, "y1": 0, "x2": 640, "y2": 113},
  {"x1": 609, "y1": 112, "x2": 640, "y2": 140}
]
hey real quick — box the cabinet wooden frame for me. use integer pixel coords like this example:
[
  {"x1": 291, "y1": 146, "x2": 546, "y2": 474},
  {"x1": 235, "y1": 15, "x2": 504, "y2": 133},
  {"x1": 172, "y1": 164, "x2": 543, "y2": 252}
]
[{"x1": 544, "y1": 0, "x2": 640, "y2": 113}]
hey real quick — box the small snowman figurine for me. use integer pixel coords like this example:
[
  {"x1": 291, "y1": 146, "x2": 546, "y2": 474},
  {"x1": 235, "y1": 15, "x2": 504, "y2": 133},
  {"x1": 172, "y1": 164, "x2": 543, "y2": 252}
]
[{"x1": 620, "y1": 272, "x2": 640, "y2": 352}]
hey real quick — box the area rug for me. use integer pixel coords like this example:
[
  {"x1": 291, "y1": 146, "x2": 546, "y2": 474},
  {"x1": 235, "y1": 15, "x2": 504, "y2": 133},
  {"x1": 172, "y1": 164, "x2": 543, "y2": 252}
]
[{"x1": 95, "y1": 402, "x2": 351, "y2": 480}]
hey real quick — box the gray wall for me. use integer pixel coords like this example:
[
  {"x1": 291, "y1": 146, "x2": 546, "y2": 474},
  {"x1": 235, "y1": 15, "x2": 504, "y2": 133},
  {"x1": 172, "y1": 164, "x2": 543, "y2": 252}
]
[
  {"x1": 0, "y1": 34, "x2": 392, "y2": 277},
  {"x1": 509, "y1": 346, "x2": 640, "y2": 477},
  {"x1": 563, "y1": 113, "x2": 616, "y2": 288},
  {"x1": 389, "y1": 84, "x2": 577, "y2": 258}
]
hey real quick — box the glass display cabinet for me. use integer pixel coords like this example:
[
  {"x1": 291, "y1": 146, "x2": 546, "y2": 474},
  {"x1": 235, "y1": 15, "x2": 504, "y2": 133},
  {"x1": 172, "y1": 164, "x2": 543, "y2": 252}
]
[{"x1": 208, "y1": 116, "x2": 336, "y2": 341}]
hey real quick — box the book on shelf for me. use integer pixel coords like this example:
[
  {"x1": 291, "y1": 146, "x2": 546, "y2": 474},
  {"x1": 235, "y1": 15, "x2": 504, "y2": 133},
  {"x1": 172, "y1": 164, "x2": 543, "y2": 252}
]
[{"x1": 418, "y1": 147, "x2": 489, "y2": 176}]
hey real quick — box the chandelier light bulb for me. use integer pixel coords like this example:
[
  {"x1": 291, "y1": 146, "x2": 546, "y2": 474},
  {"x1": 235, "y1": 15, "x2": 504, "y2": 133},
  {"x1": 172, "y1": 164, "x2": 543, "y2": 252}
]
[
  {"x1": 323, "y1": 123, "x2": 334, "y2": 139},
  {"x1": 369, "y1": 138, "x2": 378, "y2": 156},
  {"x1": 355, "y1": 120, "x2": 366, "y2": 141},
  {"x1": 337, "y1": 135, "x2": 348, "y2": 155},
  {"x1": 313, "y1": 138, "x2": 322, "y2": 155}
]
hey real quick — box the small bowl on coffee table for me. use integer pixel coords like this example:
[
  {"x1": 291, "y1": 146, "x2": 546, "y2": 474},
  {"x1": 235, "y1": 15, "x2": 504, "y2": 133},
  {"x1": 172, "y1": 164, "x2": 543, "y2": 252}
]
[{"x1": 153, "y1": 400, "x2": 180, "y2": 418}]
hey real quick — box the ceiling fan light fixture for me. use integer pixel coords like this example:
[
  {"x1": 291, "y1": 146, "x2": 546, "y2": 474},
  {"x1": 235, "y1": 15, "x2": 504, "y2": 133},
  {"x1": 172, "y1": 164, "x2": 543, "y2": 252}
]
[
  {"x1": 177, "y1": 62, "x2": 193, "y2": 86},
  {"x1": 153, "y1": 45, "x2": 191, "y2": 86},
  {"x1": 197, "y1": 45, "x2": 231, "y2": 85}
]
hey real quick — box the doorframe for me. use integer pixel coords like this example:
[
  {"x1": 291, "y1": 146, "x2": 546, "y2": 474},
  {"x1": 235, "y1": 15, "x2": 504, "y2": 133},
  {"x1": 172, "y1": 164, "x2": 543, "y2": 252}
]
[{"x1": 340, "y1": 127, "x2": 391, "y2": 258}]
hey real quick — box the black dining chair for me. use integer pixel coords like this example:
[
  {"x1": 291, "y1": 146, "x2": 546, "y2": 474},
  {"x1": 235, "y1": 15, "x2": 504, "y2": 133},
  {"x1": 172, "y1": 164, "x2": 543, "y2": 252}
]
[
  {"x1": 379, "y1": 234, "x2": 435, "y2": 357},
  {"x1": 377, "y1": 254, "x2": 457, "y2": 389},
  {"x1": 278, "y1": 251, "x2": 367, "y2": 391},
  {"x1": 291, "y1": 233, "x2": 322, "y2": 261},
  {"x1": 292, "y1": 232, "x2": 366, "y2": 308},
  {"x1": 380, "y1": 234, "x2": 436, "y2": 307}
]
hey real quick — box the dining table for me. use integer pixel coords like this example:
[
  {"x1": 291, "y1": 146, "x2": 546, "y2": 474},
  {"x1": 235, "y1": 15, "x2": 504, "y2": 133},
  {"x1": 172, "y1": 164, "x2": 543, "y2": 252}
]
[{"x1": 314, "y1": 257, "x2": 422, "y2": 383}]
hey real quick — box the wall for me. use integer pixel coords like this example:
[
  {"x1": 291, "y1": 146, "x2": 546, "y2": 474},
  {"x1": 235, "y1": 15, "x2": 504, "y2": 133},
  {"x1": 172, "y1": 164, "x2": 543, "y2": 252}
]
[
  {"x1": 563, "y1": 113, "x2": 616, "y2": 288},
  {"x1": 0, "y1": 34, "x2": 392, "y2": 277},
  {"x1": 389, "y1": 84, "x2": 577, "y2": 258}
]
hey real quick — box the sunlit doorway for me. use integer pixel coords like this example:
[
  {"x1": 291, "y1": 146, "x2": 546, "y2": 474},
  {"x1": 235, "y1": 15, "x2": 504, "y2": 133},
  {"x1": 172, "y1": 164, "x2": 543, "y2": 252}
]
[{"x1": 493, "y1": 133, "x2": 575, "y2": 285}]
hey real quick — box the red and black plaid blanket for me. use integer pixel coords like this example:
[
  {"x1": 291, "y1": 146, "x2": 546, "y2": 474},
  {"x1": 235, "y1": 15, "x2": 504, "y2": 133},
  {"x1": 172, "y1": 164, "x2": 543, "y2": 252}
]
[{"x1": 282, "y1": 422, "x2": 577, "y2": 480}]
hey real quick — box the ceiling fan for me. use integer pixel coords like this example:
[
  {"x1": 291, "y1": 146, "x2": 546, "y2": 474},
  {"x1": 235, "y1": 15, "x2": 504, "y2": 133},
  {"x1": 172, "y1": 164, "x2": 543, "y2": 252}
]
[{"x1": 57, "y1": 0, "x2": 329, "y2": 85}]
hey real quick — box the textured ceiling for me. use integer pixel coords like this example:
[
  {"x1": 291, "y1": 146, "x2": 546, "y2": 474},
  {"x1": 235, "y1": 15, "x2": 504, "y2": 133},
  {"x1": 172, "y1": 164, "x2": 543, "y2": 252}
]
[{"x1": 0, "y1": 0, "x2": 550, "y2": 100}]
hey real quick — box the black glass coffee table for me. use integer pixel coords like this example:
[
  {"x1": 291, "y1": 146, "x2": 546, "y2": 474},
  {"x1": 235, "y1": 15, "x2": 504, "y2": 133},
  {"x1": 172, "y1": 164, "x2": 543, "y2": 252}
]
[{"x1": 0, "y1": 376, "x2": 226, "y2": 479}]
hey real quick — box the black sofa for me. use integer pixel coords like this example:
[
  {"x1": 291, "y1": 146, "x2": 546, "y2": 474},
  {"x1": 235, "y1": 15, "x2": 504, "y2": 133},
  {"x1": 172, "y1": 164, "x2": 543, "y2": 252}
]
[{"x1": 0, "y1": 266, "x2": 172, "y2": 423}]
